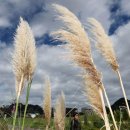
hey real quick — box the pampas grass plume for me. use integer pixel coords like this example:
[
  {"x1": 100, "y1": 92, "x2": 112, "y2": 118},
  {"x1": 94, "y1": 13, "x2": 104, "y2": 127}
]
[
  {"x1": 54, "y1": 92, "x2": 65, "y2": 130},
  {"x1": 43, "y1": 77, "x2": 52, "y2": 129},
  {"x1": 12, "y1": 17, "x2": 36, "y2": 98}
]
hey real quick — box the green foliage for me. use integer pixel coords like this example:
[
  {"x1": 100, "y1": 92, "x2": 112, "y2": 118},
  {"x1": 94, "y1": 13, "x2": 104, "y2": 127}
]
[
  {"x1": 0, "y1": 110, "x2": 130, "y2": 129},
  {"x1": 114, "y1": 110, "x2": 120, "y2": 122},
  {"x1": 122, "y1": 110, "x2": 129, "y2": 120}
]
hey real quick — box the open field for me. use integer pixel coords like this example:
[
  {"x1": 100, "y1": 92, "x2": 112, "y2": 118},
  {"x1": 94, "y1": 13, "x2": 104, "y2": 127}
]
[
  {"x1": 0, "y1": 113, "x2": 130, "y2": 130},
  {"x1": 0, "y1": 116, "x2": 103, "y2": 130}
]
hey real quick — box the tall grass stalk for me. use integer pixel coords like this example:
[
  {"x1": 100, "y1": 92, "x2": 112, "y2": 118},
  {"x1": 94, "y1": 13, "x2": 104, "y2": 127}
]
[
  {"x1": 12, "y1": 74, "x2": 24, "y2": 130},
  {"x1": 87, "y1": 18, "x2": 130, "y2": 118},
  {"x1": 12, "y1": 17, "x2": 36, "y2": 130},
  {"x1": 52, "y1": 4, "x2": 111, "y2": 130},
  {"x1": 12, "y1": 97, "x2": 19, "y2": 130},
  {"x1": 84, "y1": 74, "x2": 110, "y2": 130},
  {"x1": 103, "y1": 86, "x2": 118, "y2": 130},
  {"x1": 116, "y1": 70, "x2": 130, "y2": 117},
  {"x1": 21, "y1": 78, "x2": 32, "y2": 130},
  {"x1": 43, "y1": 77, "x2": 51, "y2": 130},
  {"x1": 99, "y1": 88, "x2": 110, "y2": 130}
]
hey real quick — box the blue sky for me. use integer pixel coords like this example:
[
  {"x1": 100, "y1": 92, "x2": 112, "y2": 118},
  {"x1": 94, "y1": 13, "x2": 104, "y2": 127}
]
[{"x1": 0, "y1": 0, "x2": 130, "y2": 108}]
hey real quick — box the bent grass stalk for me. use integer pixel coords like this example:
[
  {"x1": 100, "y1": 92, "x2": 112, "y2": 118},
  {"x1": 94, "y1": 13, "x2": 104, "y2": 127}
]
[
  {"x1": 21, "y1": 78, "x2": 32, "y2": 130},
  {"x1": 83, "y1": 74, "x2": 111, "y2": 130},
  {"x1": 87, "y1": 18, "x2": 130, "y2": 118},
  {"x1": 52, "y1": 4, "x2": 111, "y2": 130},
  {"x1": 99, "y1": 88, "x2": 110, "y2": 130},
  {"x1": 103, "y1": 86, "x2": 118, "y2": 130},
  {"x1": 116, "y1": 70, "x2": 130, "y2": 117}
]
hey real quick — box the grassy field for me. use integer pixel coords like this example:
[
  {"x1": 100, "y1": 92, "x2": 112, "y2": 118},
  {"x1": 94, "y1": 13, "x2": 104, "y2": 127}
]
[
  {"x1": 0, "y1": 114, "x2": 104, "y2": 130},
  {"x1": 0, "y1": 113, "x2": 130, "y2": 130}
]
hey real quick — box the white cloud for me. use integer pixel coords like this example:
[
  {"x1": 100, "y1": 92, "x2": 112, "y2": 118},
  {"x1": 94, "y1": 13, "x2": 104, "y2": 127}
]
[
  {"x1": 0, "y1": 44, "x2": 87, "y2": 108},
  {"x1": 121, "y1": 0, "x2": 130, "y2": 15},
  {"x1": 0, "y1": 0, "x2": 112, "y2": 37},
  {"x1": 55, "y1": 0, "x2": 111, "y2": 30},
  {"x1": 0, "y1": 0, "x2": 45, "y2": 28},
  {"x1": 0, "y1": 17, "x2": 11, "y2": 27},
  {"x1": 30, "y1": 0, "x2": 111, "y2": 38},
  {"x1": 29, "y1": 45, "x2": 86, "y2": 107},
  {"x1": 1, "y1": 27, "x2": 130, "y2": 107}
]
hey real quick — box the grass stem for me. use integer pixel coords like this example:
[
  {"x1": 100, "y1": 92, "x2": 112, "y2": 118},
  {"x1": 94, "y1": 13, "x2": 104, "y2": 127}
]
[
  {"x1": 21, "y1": 79, "x2": 32, "y2": 130},
  {"x1": 99, "y1": 87, "x2": 111, "y2": 130},
  {"x1": 12, "y1": 75, "x2": 24, "y2": 130},
  {"x1": 103, "y1": 86, "x2": 118, "y2": 130},
  {"x1": 116, "y1": 70, "x2": 130, "y2": 117}
]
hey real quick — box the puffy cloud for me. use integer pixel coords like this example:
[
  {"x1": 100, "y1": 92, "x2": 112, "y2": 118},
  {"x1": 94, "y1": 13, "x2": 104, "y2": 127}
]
[
  {"x1": 0, "y1": 18, "x2": 11, "y2": 27},
  {"x1": 30, "y1": 0, "x2": 111, "y2": 37},
  {"x1": 0, "y1": 44, "x2": 86, "y2": 107},
  {"x1": 0, "y1": 0, "x2": 45, "y2": 28},
  {"x1": 1, "y1": 22, "x2": 130, "y2": 107},
  {"x1": 107, "y1": 0, "x2": 130, "y2": 35}
]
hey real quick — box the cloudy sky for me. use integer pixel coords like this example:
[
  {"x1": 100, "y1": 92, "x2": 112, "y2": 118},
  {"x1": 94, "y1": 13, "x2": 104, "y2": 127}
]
[{"x1": 0, "y1": 0, "x2": 130, "y2": 108}]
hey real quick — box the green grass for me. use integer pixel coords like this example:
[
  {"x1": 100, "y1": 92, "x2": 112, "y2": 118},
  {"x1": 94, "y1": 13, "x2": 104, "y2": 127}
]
[
  {"x1": 0, "y1": 116, "x2": 104, "y2": 130},
  {"x1": 0, "y1": 113, "x2": 130, "y2": 130},
  {"x1": 0, "y1": 115, "x2": 102, "y2": 129}
]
